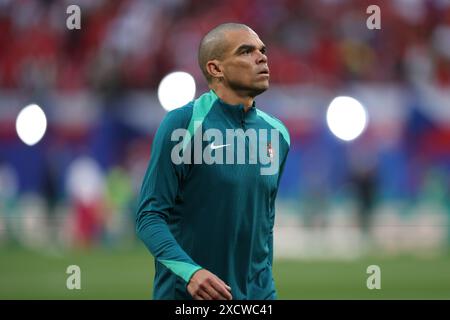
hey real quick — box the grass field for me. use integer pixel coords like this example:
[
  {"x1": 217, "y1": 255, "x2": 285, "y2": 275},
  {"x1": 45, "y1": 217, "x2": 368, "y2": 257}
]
[{"x1": 1, "y1": 244, "x2": 450, "y2": 299}]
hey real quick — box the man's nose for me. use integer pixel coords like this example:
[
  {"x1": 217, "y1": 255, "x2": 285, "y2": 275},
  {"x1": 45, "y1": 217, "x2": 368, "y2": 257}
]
[{"x1": 256, "y1": 51, "x2": 267, "y2": 64}]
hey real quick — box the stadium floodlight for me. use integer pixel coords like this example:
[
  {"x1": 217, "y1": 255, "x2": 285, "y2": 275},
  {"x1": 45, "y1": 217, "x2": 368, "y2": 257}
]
[
  {"x1": 158, "y1": 71, "x2": 196, "y2": 111},
  {"x1": 326, "y1": 96, "x2": 368, "y2": 142},
  {"x1": 15, "y1": 104, "x2": 47, "y2": 146}
]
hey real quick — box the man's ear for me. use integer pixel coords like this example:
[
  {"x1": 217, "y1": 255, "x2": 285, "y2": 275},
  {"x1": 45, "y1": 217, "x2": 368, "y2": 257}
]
[{"x1": 206, "y1": 60, "x2": 223, "y2": 80}]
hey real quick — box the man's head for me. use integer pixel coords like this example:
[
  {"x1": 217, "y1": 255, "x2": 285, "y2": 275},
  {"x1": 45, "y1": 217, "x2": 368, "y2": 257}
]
[{"x1": 198, "y1": 23, "x2": 269, "y2": 97}]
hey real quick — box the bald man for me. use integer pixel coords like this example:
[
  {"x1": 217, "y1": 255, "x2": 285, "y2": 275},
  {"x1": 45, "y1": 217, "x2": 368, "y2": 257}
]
[{"x1": 136, "y1": 23, "x2": 290, "y2": 300}]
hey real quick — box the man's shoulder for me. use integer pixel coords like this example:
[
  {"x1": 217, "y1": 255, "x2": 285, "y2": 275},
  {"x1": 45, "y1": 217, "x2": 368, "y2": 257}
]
[
  {"x1": 255, "y1": 108, "x2": 290, "y2": 147},
  {"x1": 164, "y1": 90, "x2": 216, "y2": 126},
  {"x1": 256, "y1": 109, "x2": 288, "y2": 129},
  {"x1": 161, "y1": 101, "x2": 195, "y2": 130},
  {"x1": 166, "y1": 102, "x2": 194, "y2": 121}
]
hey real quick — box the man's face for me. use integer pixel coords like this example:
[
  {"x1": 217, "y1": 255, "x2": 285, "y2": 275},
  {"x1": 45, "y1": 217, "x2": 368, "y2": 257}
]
[{"x1": 218, "y1": 28, "x2": 269, "y2": 97}]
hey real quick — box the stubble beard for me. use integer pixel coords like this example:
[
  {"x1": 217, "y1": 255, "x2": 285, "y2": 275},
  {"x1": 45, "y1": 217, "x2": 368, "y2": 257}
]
[{"x1": 228, "y1": 78, "x2": 269, "y2": 98}]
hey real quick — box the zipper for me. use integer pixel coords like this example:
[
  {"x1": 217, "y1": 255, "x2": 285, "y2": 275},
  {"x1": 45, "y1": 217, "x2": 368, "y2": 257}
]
[{"x1": 241, "y1": 107, "x2": 252, "y2": 163}]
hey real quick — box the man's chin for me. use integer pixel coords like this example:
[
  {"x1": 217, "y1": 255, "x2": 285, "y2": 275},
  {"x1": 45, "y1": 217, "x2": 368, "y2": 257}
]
[
  {"x1": 250, "y1": 84, "x2": 269, "y2": 97},
  {"x1": 230, "y1": 81, "x2": 269, "y2": 97}
]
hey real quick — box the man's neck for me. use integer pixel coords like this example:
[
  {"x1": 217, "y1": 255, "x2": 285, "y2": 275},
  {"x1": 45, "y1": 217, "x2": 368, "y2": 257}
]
[{"x1": 210, "y1": 85, "x2": 254, "y2": 112}]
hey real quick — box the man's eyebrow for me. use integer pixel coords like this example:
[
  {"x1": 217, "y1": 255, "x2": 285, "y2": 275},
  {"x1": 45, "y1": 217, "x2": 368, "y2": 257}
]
[
  {"x1": 235, "y1": 44, "x2": 254, "y2": 54},
  {"x1": 234, "y1": 44, "x2": 266, "y2": 54}
]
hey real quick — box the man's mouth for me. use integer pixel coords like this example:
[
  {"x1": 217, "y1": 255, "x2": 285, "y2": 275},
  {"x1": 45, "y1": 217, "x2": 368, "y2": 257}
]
[{"x1": 258, "y1": 69, "x2": 269, "y2": 75}]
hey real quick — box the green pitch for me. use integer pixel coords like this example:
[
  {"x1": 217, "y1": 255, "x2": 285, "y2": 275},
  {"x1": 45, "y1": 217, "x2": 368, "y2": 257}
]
[{"x1": 1, "y1": 244, "x2": 449, "y2": 299}]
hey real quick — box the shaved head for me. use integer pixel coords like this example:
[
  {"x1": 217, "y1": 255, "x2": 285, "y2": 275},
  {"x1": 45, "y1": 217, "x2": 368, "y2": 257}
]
[{"x1": 198, "y1": 23, "x2": 252, "y2": 83}]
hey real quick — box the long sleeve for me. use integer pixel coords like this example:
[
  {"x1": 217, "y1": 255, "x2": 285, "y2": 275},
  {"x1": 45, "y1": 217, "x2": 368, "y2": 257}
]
[
  {"x1": 268, "y1": 144, "x2": 289, "y2": 266},
  {"x1": 135, "y1": 106, "x2": 202, "y2": 284}
]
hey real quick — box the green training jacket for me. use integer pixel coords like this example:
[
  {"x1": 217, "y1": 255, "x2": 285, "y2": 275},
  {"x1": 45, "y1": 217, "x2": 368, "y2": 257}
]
[{"x1": 136, "y1": 89, "x2": 290, "y2": 300}]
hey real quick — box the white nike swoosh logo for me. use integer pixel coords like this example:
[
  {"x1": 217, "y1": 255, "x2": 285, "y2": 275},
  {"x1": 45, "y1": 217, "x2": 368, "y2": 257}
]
[{"x1": 210, "y1": 142, "x2": 230, "y2": 150}]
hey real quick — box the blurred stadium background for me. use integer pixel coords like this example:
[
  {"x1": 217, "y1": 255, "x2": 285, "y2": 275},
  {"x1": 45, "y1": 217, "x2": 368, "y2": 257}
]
[{"x1": 1, "y1": 0, "x2": 450, "y2": 299}]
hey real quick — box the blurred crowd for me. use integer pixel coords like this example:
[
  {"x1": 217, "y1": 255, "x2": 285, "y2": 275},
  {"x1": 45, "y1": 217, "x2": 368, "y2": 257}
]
[
  {"x1": 0, "y1": 0, "x2": 450, "y2": 254},
  {"x1": 1, "y1": 0, "x2": 450, "y2": 92}
]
